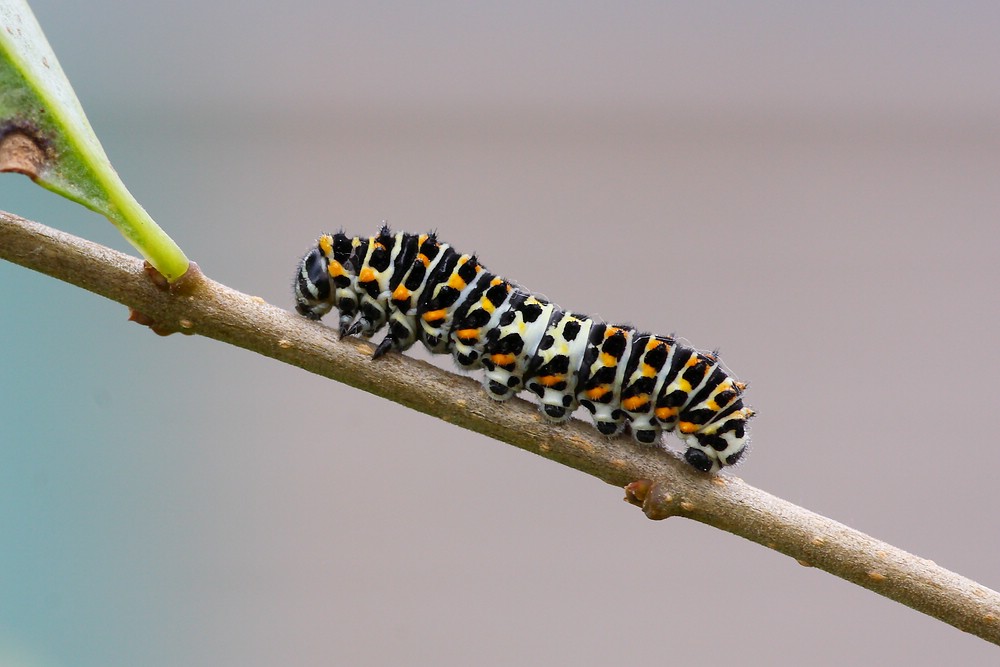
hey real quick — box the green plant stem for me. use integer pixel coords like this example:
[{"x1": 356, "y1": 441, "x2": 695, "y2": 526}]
[{"x1": 0, "y1": 0, "x2": 189, "y2": 280}]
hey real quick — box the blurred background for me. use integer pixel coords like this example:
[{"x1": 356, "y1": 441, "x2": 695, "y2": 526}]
[{"x1": 2, "y1": 1, "x2": 999, "y2": 664}]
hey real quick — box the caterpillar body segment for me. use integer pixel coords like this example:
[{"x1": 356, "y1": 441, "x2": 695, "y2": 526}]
[{"x1": 294, "y1": 228, "x2": 754, "y2": 472}]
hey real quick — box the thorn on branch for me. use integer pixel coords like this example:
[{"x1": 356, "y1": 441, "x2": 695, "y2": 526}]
[
  {"x1": 624, "y1": 479, "x2": 686, "y2": 520},
  {"x1": 127, "y1": 308, "x2": 176, "y2": 336}
]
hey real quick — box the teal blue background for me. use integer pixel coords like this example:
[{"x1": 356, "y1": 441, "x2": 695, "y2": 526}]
[{"x1": 3, "y1": 2, "x2": 1000, "y2": 665}]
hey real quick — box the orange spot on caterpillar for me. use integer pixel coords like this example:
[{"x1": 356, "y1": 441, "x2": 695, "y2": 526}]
[
  {"x1": 655, "y1": 407, "x2": 678, "y2": 420},
  {"x1": 622, "y1": 395, "x2": 648, "y2": 411},
  {"x1": 585, "y1": 386, "x2": 608, "y2": 400}
]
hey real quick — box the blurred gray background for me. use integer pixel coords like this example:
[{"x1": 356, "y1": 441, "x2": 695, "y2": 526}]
[{"x1": 2, "y1": 1, "x2": 999, "y2": 664}]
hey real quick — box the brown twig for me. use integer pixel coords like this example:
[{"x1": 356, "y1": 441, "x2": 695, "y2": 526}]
[{"x1": 2, "y1": 208, "x2": 998, "y2": 645}]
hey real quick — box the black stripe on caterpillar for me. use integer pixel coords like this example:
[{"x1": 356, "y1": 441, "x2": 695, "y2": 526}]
[{"x1": 293, "y1": 226, "x2": 754, "y2": 472}]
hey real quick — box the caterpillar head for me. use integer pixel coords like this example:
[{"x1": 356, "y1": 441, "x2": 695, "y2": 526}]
[
  {"x1": 294, "y1": 244, "x2": 334, "y2": 320},
  {"x1": 682, "y1": 406, "x2": 755, "y2": 473}
]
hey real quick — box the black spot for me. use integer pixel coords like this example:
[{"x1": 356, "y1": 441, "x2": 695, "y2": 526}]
[
  {"x1": 603, "y1": 330, "x2": 629, "y2": 357},
  {"x1": 596, "y1": 421, "x2": 618, "y2": 435},
  {"x1": 660, "y1": 390, "x2": 687, "y2": 408},
  {"x1": 485, "y1": 283, "x2": 510, "y2": 305},
  {"x1": 679, "y1": 408, "x2": 712, "y2": 426},
  {"x1": 489, "y1": 380, "x2": 508, "y2": 395},
  {"x1": 404, "y1": 264, "x2": 428, "y2": 290},
  {"x1": 635, "y1": 429, "x2": 657, "y2": 444},
  {"x1": 464, "y1": 309, "x2": 491, "y2": 328},
  {"x1": 499, "y1": 310, "x2": 516, "y2": 327},
  {"x1": 548, "y1": 356, "x2": 570, "y2": 373},
  {"x1": 698, "y1": 433, "x2": 727, "y2": 451},
  {"x1": 624, "y1": 376, "x2": 655, "y2": 396},
  {"x1": 684, "y1": 448, "x2": 714, "y2": 472},
  {"x1": 457, "y1": 258, "x2": 479, "y2": 281},
  {"x1": 521, "y1": 302, "x2": 544, "y2": 323},
  {"x1": 590, "y1": 366, "x2": 617, "y2": 384},
  {"x1": 644, "y1": 341, "x2": 668, "y2": 368},
  {"x1": 436, "y1": 285, "x2": 460, "y2": 307},
  {"x1": 544, "y1": 405, "x2": 567, "y2": 419},
  {"x1": 563, "y1": 320, "x2": 581, "y2": 341},
  {"x1": 714, "y1": 389, "x2": 737, "y2": 408},
  {"x1": 494, "y1": 334, "x2": 524, "y2": 355},
  {"x1": 332, "y1": 233, "x2": 354, "y2": 260},
  {"x1": 682, "y1": 360, "x2": 708, "y2": 386},
  {"x1": 369, "y1": 246, "x2": 391, "y2": 271}
]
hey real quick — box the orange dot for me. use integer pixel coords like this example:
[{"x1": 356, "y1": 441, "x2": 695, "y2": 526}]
[
  {"x1": 422, "y1": 308, "x2": 447, "y2": 322},
  {"x1": 622, "y1": 395, "x2": 648, "y2": 411},
  {"x1": 586, "y1": 386, "x2": 608, "y2": 400},
  {"x1": 491, "y1": 353, "x2": 517, "y2": 366},
  {"x1": 655, "y1": 407, "x2": 677, "y2": 420}
]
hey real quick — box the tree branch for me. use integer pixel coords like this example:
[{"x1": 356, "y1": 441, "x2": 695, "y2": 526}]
[{"x1": 2, "y1": 208, "x2": 998, "y2": 645}]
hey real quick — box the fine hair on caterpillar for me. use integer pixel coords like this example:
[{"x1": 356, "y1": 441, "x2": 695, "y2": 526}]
[{"x1": 294, "y1": 226, "x2": 754, "y2": 472}]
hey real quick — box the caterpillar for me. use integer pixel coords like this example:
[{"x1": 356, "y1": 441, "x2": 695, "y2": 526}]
[{"x1": 293, "y1": 227, "x2": 754, "y2": 472}]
